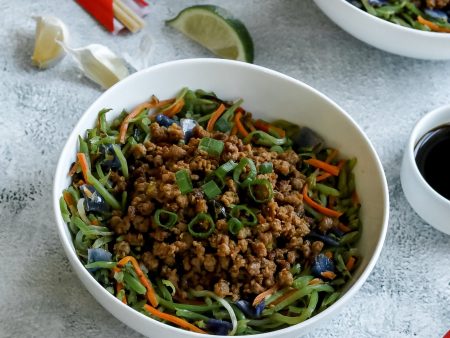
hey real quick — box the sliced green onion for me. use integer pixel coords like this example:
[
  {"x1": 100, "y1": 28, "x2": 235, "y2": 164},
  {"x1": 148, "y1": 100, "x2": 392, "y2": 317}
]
[
  {"x1": 112, "y1": 144, "x2": 128, "y2": 178},
  {"x1": 175, "y1": 169, "x2": 193, "y2": 194},
  {"x1": 258, "y1": 162, "x2": 273, "y2": 174},
  {"x1": 123, "y1": 271, "x2": 147, "y2": 295},
  {"x1": 59, "y1": 196, "x2": 71, "y2": 223},
  {"x1": 316, "y1": 183, "x2": 340, "y2": 197},
  {"x1": 228, "y1": 217, "x2": 243, "y2": 235},
  {"x1": 243, "y1": 130, "x2": 287, "y2": 146},
  {"x1": 230, "y1": 205, "x2": 258, "y2": 226},
  {"x1": 270, "y1": 145, "x2": 284, "y2": 153},
  {"x1": 188, "y1": 213, "x2": 215, "y2": 238},
  {"x1": 85, "y1": 261, "x2": 117, "y2": 270},
  {"x1": 87, "y1": 172, "x2": 121, "y2": 210},
  {"x1": 215, "y1": 160, "x2": 237, "y2": 180},
  {"x1": 198, "y1": 137, "x2": 224, "y2": 157},
  {"x1": 154, "y1": 209, "x2": 178, "y2": 229},
  {"x1": 233, "y1": 158, "x2": 257, "y2": 187},
  {"x1": 248, "y1": 178, "x2": 273, "y2": 203},
  {"x1": 215, "y1": 99, "x2": 243, "y2": 132},
  {"x1": 201, "y1": 180, "x2": 222, "y2": 199}
]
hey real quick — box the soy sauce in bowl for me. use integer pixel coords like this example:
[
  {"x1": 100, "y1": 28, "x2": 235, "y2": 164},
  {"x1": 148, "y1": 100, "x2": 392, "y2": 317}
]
[{"x1": 414, "y1": 124, "x2": 450, "y2": 200}]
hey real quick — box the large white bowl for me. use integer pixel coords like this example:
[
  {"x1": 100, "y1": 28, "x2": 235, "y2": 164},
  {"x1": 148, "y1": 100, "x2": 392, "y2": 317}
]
[
  {"x1": 53, "y1": 58, "x2": 389, "y2": 338},
  {"x1": 314, "y1": 0, "x2": 450, "y2": 60}
]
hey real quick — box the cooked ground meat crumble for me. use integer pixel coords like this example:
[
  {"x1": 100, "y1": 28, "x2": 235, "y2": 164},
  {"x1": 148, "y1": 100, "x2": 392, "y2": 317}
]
[{"x1": 109, "y1": 122, "x2": 321, "y2": 301}]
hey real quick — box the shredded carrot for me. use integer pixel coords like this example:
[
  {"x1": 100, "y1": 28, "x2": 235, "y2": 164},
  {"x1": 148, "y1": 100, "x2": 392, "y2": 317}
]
[
  {"x1": 76, "y1": 153, "x2": 90, "y2": 182},
  {"x1": 206, "y1": 103, "x2": 226, "y2": 132},
  {"x1": 119, "y1": 102, "x2": 155, "y2": 143},
  {"x1": 346, "y1": 256, "x2": 356, "y2": 272},
  {"x1": 308, "y1": 278, "x2": 323, "y2": 285},
  {"x1": 113, "y1": 267, "x2": 127, "y2": 304},
  {"x1": 302, "y1": 184, "x2": 343, "y2": 218},
  {"x1": 418, "y1": 16, "x2": 450, "y2": 33},
  {"x1": 161, "y1": 98, "x2": 185, "y2": 118},
  {"x1": 253, "y1": 284, "x2": 278, "y2": 306},
  {"x1": 118, "y1": 256, "x2": 158, "y2": 307},
  {"x1": 324, "y1": 251, "x2": 333, "y2": 259},
  {"x1": 63, "y1": 191, "x2": 75, "y2": 208},
  {"x1": 270, "y1": 288, "x2": 297, "y2": 306},
  {"x1": 230, "y1": 124, "x2": 238, "y2": 136},
  {"x1": 316, "y1": 172, "x2": 332, "y2": 182},
  {"x1": 338, "y1": 222, "x2": 352, "y2": 233},
  {"x1": 68, "y1": 162, "x2": 78, "y2": 177},
  {"x1": 305, "y1": 158, "x2": 340, "y2": 176},
  {"x1": 143, "y1": 305, "x2": 206, "y2": 334},
  {"x1": 254, "y1": 119, "x2": 286, "y2": 138},
  {"x1": 234, "y1": 111, "x2": 249, "y2": 137},
  {"x1": 321, "y1": 271, "x2": 336, "y2": 280}
]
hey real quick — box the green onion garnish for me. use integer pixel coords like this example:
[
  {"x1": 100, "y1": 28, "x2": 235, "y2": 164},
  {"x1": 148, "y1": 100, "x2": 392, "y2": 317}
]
[
  {"x1": 112, "y1": 144, "x2": 128, "y2": 178},
  {"x1": 188, "y1": 213, "x2": 215, "y2": 238},
  {"x1": 243, "y1": 130, "x2": 287, "y2": 146},
  {"x1": 198, "y1": 137, "x2": 224, "y2": 157},
  {"x1": 259, "y1": 162, "x2": 273, "y2": 174},
  {"x1": 227, "y1": 217, "x2": 243, "y2": 235},
  {"x1": 215, "y1": 160, "x2": 237, "y2": 180},
  {"x1": 233, "y1": 158, "x2": 257, "y2": 187},
  {"x1": 175, "y1": 169, "x2": 193, "y2": 194},
  {"x1": 201, "y1": 180, "x2": 222, "y2": 199},
  {"x1": 231, "y1": 205, "x2": 258, "y2": 226},
  {"x1": 154, "y1": 209, "x2": 178, "y2": 229},
  {"x1": 248, "y1": 178, "x2": 274, "y2": 203},
  {"x1": 270, "y1": 145, "x2": 284, "y2": 153}
]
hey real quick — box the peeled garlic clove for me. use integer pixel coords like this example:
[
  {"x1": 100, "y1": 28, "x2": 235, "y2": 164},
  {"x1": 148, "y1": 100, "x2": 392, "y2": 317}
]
[
  {"x1": 59, "y1": 42, "x2": 129, "y2": 89},
  {"x1": 32, "y1": 16, "x2": 69, "y2": 69}
]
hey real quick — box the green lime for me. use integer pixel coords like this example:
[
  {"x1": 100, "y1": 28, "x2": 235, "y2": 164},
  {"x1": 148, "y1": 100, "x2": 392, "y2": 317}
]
[{"x1": 166, "y1": 5, "x2": 254, "y2": 63}]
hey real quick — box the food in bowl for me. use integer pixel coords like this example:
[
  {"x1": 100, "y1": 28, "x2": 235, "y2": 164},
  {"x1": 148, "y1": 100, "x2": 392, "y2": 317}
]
[
  {"x1": 59, "y1": 87, "x2": 362, "y2": 335},
  {"x1": 348, "y1": 0, "x2": 450, "y2": 32}
]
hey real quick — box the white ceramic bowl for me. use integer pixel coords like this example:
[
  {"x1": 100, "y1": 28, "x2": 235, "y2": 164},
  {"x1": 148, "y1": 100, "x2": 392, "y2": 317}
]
[
  {"x1": 314, "y1": 0, "x2": 450, "y2": 60},
  {"x1": 401, "y1": 104, "x2": 450, "y2": 235},
  {"x1": 53, "y1": 58, "x2": 389, "y2": 337}
]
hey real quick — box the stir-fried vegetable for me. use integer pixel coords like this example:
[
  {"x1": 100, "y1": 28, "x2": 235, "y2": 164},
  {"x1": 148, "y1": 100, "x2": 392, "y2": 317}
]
[{"x1": 61, "y1": 87, "x2": 362, "y2": 335}]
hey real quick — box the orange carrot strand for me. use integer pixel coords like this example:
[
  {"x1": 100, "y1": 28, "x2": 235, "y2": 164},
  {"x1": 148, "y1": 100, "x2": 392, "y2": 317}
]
[
  {"x1": 206, "y1": 103, "x2": 226, "y2": 132},
  {"x1": 346, "y1": 256, "x2": 356, "y2": 272},
  {"x1": 234, "y1": 111, "x2": 249, "y2": 137},
  {"x1": 338, "y1": 222, "x2": 352, "y2": 233},
  {"x1": 253, "y1": 284, "x2": 278, "y2": 306},
  {"x1": 119, "y1": 102, "x2": 155, "y2": 143},
  {"x1": 76, "y1": 153, "x2": 90, "y2": 182},
  {"x1": 305, "y1": 158, "x2": 340, "y2": 176},
  {"x1": 162, "y1": 98, "x2": 185, "y2": 118},
  {"x1": 302, "y1": 184, "x2": 343, "y2": 218},
  {"x1": 118, "y1": 256, "x2": 158, "y2": 307},
  {"x1": 321, "y1": 271, "x2": 336, "y2": 280},
  {"x1": 143, "y1": 305, "x2": 206, "y2": 334},
  {"x1": 418, "y1": 15, "x2": 450, "y2": 33}
]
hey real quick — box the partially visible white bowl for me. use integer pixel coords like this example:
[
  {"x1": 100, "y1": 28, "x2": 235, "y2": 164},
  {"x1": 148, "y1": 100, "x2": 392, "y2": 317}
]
[
  {"x1": 314, "y1": 0, "x2": 450, "y2": 60},
  {"x1": 53, "y1": 58, "x2": 389, "y2": 337},
  {"x1": 401, "y1": 104, "x2": 450, "y2": 235}
]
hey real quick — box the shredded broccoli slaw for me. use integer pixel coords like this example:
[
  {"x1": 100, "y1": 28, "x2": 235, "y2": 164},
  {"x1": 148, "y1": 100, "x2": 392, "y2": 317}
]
[{"x1": 60, "y1": 88, "x2": 362, "y2": 335}]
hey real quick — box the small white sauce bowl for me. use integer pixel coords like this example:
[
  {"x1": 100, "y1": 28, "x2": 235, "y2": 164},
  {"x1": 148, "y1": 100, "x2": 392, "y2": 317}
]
[
  {"x1": 401, "y1": 104, "x2": 450, "y2": 235},
  {"x1": 314, "y1": 0, "x2": 450, "y2": 60}
]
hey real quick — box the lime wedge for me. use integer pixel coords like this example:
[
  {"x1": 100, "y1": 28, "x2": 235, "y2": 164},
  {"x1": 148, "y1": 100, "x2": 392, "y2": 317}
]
[{"x1": 167, "y1": 5, "x2": 254, "y2": 63}]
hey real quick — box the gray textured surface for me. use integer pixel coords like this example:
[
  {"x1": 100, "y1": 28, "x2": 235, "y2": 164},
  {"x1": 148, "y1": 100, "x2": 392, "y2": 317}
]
[{"x1": 1, "y1": 0, "x2": 449, "y2": 337}]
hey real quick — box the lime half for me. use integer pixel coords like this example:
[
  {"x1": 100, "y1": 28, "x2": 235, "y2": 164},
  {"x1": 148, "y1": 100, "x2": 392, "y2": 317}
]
[{"x1": 167, "y1": 5, "x2": 254, "y2": 63}]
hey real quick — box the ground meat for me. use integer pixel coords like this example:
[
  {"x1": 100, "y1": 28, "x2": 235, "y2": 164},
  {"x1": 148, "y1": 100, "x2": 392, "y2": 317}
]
[
  {"x1": 106, "y1": 122, "x2": 320, "y2": 301},
  {"x1": 426, "y1": 0, "x2": 450, "y2": 8}
]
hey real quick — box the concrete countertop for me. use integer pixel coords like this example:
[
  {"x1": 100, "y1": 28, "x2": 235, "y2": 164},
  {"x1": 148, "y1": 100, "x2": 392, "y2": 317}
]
[{"x1": 1, "y1": 0, "x2": 449, "y2": 337}]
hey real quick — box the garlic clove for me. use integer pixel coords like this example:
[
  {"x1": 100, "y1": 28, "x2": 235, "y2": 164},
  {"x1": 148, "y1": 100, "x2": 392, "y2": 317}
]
[
  {"x1": 59, "y1": 42, "x2": 130, "y2": 89},
  {"x1": 32, "y1": 16, "x2": 69, "y2": 69}
]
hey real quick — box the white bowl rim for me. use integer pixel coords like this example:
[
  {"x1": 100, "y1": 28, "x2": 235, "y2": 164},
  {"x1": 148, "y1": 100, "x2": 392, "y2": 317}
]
[
  {"x1": 336, "y1": 0, "x2": 450, "y2": 39},
  {"x1": 406, "y1": 103, "x2": 450, "y2": 206},
  {"x1": 53, "y1": 58, "x2": 390, "y2": 337}
]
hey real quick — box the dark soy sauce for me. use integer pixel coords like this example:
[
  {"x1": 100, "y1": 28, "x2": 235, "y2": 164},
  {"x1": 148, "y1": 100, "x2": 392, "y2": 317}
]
[{"x1": 415, "y1": 124, "x2": 450, "y2": 200}]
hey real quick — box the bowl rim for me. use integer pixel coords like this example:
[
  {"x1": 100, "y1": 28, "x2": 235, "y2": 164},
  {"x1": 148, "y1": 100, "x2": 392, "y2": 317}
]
[
  {"x1": 53, "y1": 58, "x2": 390, "y2": 337},
  {"x1": 405, "y1": 103, "x2": 450, "y2": 206},
  {"x1": 334, "y1": 0, "x2": 450, "y2": 39}
]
